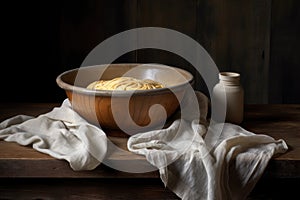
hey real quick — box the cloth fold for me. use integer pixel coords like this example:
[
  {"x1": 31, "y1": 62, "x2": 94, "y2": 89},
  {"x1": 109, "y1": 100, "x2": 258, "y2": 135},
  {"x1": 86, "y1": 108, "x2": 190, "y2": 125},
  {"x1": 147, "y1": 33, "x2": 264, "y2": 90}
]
[
  {"x1": 0, "y1": 99, "x2": 107, "y2": 171},
  {"x1": 0, "y1": 91, "x2": 288, "y2": 200},
  {"x1": 127, "y1": 91, "x2": 288, "y2": 200}
]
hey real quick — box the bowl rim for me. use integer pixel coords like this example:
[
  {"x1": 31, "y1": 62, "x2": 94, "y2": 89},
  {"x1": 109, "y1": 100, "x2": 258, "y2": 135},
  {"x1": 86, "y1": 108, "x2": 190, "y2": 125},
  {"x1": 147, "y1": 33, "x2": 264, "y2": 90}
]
[{"x1": 56, "y1": 63, "x2": 194, "y2": 97}]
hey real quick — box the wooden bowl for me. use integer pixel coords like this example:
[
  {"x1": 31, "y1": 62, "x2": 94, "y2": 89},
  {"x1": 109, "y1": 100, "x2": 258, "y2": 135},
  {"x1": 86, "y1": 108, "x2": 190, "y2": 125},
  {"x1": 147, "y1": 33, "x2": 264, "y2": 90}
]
[{"x1": 56, "y1": 63, "x2": 194, "y2": 135}]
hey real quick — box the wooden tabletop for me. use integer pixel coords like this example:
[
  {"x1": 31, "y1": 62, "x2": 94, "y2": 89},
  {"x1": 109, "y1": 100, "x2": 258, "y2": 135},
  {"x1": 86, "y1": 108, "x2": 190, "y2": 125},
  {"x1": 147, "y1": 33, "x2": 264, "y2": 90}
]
[{"x1": 0, "y1": 103, "x2": 299, "y2": 179}]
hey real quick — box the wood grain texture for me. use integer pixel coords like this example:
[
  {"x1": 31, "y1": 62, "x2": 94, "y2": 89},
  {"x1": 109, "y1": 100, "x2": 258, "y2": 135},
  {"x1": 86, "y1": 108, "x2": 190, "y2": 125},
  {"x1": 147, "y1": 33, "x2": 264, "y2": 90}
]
[
  {"x1": 0, "y1": 139, "x2": 158, "y2": 178},
  {"x1": 59, "y1": 0, "x2": 134, "y2": 68},
  {"x1": 0, "y1": 178, "x2": 180, "y2": 200},
  {"x1": 0, "y1": 177, "x2": 299, "y2": 200},
  {"x1": 269, "y1": 0, "x2": 300, "y2": 103},
  {"x1": 196, "y1": 0, "x2": 271, "y2": 103},
  {"x1": 135, "y1": 0, "x2": 205, "y2": 96},
  {"x1": 124, "y1": 0, "x2": 275, "y2": 104},
  {"x1": 242, "y1": 104, "x2": 300, "y2": 178},
  {"x1": 1, "y1": 0, "x2": 299, "y2": 104},
  {"x1": 0, "y1": 103, "x2": 299, "y2": 179}
]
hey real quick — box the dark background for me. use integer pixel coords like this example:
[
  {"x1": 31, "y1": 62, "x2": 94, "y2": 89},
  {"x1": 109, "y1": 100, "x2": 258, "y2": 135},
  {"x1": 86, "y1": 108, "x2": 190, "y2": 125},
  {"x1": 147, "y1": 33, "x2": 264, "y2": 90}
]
[{"x1": 1, "y1": 0, "x2": 299, "y2": 103}]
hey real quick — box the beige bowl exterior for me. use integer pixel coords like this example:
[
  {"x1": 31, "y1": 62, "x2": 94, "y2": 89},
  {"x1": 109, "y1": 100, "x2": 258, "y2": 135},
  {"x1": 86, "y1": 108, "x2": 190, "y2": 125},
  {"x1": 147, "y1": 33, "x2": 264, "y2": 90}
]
[{"x1": 56, "y1": 63, "x2": 194, "y2": 134}]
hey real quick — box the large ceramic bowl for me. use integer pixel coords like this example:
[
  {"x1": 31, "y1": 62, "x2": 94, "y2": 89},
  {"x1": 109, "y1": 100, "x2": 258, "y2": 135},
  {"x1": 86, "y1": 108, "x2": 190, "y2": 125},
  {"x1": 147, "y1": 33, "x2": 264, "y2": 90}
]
[{"x1": 56, "y1": 63, "x2": 194, "y2": 135}]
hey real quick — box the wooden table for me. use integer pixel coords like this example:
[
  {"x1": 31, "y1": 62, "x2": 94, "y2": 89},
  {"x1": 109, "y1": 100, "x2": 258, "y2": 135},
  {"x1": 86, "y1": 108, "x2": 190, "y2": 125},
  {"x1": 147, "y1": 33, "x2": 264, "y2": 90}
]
[{"x1": 0, "y1": 103, "x2": 299, "y2": 199}]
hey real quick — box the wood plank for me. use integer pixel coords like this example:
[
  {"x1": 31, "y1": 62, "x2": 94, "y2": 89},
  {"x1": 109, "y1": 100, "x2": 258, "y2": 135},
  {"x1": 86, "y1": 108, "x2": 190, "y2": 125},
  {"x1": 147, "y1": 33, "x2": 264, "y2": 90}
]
[
  {"x1": 0, "y1": 178, "x2": 180, "y2": 200},
  {"x1": 3, "y1": 0, "x2": 299, "y2": 105},
  {"x1": 0, "y1": 102, "x2": 158, "y2": 178},
  {"x1": 0, "y1": 157, "x2": 158, "y2": 179},
  {"x1": 0, "y1": 177, "x2": 298, "y2": 200},
  {"x1": 59, "y1": 0, "x2": 131, "y2": 68},
  {"x1": 242, "y1": 104, "x2": 300, "y2": 178},
  {"x1": 196, "y1": 0, "x2": 271, "y2": 103},
  {"x1": 242, "y1": 104, "x2": 300, "y2": 161},
  {"x1": 0, "y1": 141, "x2": 158, "y2": 178},
  {"x1": 0, "y1": 103, "x2": 60, "y2": 121},
  {"x1": 136, "y1": 0, "x2": 197, "y2": 39},
  {"x1": 0, "y1": 103, "x2": 300, "y2": 178},
  {"x1": 135, "y1": 0, "x2": 204, "y2": 95},
  {"x1": 269, "y1": 0, "x2": 300, "y2": 103}
]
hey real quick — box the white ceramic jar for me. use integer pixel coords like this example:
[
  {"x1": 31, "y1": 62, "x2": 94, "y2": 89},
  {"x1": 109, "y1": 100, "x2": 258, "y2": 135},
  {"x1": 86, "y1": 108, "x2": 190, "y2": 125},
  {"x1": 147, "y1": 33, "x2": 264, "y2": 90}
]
[{"x1": 212, "y1": 72, "x2": 244, "y2": 124}]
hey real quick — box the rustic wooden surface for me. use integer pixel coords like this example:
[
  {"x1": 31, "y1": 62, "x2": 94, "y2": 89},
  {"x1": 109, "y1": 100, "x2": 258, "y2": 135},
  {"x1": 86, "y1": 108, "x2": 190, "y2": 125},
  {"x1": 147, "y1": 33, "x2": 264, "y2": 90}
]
[
  {"x1": 241, "y1": 104, "x2": 300, "y2": 178},
  {"x1": 0, "y1": 177, "x2": 298, "y2": 200},
  {"x1": 0, "y1": 178, "x2": 180, "y2": 200},
  {"x1": 0, "y1": 103, "x2": 299, "y2": 199},
  {"x1": 0, "y1": 103, "x2": 299, "y2": 179}
]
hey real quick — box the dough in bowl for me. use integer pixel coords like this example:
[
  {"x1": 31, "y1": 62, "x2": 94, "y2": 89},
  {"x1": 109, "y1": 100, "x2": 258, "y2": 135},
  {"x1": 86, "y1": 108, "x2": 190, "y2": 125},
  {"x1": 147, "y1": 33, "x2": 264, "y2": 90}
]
[{"x1": 87, "y1": 77, "x2": 164, "y2": 90}]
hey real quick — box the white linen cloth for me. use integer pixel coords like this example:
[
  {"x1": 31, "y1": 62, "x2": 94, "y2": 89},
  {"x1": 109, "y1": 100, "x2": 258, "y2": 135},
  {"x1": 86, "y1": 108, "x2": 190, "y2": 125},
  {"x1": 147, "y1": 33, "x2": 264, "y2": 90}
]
[
  {"x1": 0, "y1": 91, "x2": 288, "y2": 200},
  {"x1": 127, "y1": 91, "x2": 288, "y2": 200},
  {"x1": 0, "y1": 99, "x2": 107, "y2": 171}
]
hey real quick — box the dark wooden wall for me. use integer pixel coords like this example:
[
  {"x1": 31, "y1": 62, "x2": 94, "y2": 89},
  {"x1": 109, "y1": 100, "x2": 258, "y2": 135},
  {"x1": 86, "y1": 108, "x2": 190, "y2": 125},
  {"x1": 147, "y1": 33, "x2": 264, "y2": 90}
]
[{"x1": 1, "y1": 0, "x2": 299, "y2": 103}]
